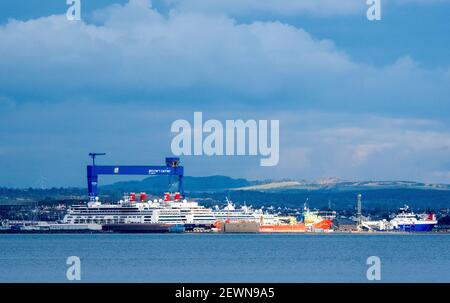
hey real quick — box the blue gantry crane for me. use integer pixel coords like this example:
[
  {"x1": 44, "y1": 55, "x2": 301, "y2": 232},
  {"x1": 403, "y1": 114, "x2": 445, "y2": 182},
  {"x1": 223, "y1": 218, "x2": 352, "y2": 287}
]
[{"x1": 87, "y1": 153, "x2": 184, "y2": 201}]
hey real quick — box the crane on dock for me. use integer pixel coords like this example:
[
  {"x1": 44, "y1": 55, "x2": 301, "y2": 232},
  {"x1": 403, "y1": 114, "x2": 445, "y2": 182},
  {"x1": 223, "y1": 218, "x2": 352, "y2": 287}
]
[{"x1": 87, "y1": 153, "x2": 184, "y2": 201}]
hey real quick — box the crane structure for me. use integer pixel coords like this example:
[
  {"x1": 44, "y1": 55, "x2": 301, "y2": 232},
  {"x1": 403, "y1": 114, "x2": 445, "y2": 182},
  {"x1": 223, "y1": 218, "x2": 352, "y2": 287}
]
[
  {"x1": 357, "y1": 193, "x2": 362, "y2": 226},
  {"x1": 87, "y1": 153, "x2": 184, "y2": 201},
  {"x1": 88, "y1": 152, "x2": 106, "y2": 166}
]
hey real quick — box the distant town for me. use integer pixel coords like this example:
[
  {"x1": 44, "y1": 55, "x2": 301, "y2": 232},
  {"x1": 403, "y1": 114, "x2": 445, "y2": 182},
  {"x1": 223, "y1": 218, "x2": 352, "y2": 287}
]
[{"x1": 1, "y1": 176, "x2": 450, "y2": 232}]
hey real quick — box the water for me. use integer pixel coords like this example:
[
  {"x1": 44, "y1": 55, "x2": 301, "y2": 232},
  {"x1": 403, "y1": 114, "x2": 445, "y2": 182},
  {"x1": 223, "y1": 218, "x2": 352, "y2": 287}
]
[{"x1": 0, "y1": 233, "x2": 449, "y2": 282}]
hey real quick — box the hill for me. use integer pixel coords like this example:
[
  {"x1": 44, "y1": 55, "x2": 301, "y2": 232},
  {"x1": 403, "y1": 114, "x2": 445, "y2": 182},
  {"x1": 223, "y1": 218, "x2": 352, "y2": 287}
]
[
  {"x1": 101, "y1": 175, "x2": 450, "y2": 194},
  {"x1": 101, "y1": 175, "x2": 256, "y2": 192}
]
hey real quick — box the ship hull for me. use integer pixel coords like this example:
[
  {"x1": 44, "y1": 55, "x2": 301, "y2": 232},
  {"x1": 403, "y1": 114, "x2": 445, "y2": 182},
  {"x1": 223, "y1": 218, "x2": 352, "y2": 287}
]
[
  {"x1": 102, "y1": 223, "x2": 173, "y2": 233},
  {"x1": 222, "y1": 222, "x2": 260, "y2": 233},
  {"x1": 259, "y1": 223, "x2": 306, "y2": 233},
  {"x1": 311, "y1": 219, "x2": 333, "y2": 230},
  {"x1": 396, "y1": 223, "x2": 435, "y2": 232},
  {"x1": 183, "y1": 224, "x2": 214, "y2": 232}
]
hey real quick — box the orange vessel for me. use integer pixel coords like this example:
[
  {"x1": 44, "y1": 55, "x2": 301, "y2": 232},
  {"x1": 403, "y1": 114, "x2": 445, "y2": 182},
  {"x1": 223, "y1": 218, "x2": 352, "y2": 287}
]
[
  {"x1": 303, "y1": 205, "x2": 336, "y2": 231},
  {"x1": 259, "y1": 216, "x2": 306, "y2": 233},
  {"x1": 259, "y1": 223, "x2": 306, "y2": 233},
  {"x1": 311, "y1": 219, "x2": 333, "y2": 230}
]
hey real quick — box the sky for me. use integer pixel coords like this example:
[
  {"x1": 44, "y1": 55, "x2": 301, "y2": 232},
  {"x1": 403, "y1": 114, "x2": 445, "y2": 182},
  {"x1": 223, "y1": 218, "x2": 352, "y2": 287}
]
[{"x1": 0, "y1": 0, "x2": 449, "y2": 187}]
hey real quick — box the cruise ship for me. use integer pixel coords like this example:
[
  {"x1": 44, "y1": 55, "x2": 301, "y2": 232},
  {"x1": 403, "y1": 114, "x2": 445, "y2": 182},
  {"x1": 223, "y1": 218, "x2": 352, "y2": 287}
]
[
  {"x1": 62, "y1": 193, "x2": 339, "y2": 233},
  {"x1": 212, "y1": 198, "x2": 278, "y2": 225},
  {"x1": 213, "y1": 198, "x2": 309, "y2": 233},
  {"x1": 63, "y1": 192, "x2": 217, "y2": 228}
]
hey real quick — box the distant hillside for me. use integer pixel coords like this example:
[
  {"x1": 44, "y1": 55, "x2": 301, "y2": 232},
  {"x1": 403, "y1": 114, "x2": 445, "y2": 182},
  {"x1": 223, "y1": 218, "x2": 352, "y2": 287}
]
[
  {"x1": 233, "y1": 179, "x2": 450, "y2": 192},
  {"x1": 193, "y1": 188, "x2": 450, "y2": 211},
  {"x1": 98, "y1": 176, "x2": 450, "y2": 211},
  {"x1": 101, "y1": 175, "x2": 450, "y2": 193},
  {"x1": 1, "y1": 176, "x2": 449, "y2": 212},
  {"x1": 101, "y1": 175, "x2": 256, "y2": 193}
]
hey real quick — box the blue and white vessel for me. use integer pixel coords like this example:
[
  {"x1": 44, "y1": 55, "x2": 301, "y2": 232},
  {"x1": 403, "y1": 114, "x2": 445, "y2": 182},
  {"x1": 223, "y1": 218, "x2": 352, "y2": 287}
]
[{"x1": 390, "y1": 205, "x2": 437, "y2": 232}]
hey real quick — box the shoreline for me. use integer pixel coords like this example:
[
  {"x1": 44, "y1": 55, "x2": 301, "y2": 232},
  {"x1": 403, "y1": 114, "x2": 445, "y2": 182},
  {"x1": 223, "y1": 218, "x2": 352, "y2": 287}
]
[{"x1": 1, "y1": 230, "x2": 448, "y2": 235}]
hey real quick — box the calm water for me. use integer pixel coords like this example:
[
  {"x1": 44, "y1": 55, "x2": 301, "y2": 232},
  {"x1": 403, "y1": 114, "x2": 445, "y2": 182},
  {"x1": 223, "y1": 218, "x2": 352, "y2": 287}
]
[{"x1": 0, "y1": 233, "x2": 449, "y2": 282}]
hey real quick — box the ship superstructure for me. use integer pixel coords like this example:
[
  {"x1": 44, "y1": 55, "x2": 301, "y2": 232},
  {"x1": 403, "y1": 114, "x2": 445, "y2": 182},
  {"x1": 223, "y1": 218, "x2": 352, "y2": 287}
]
[
  {"x1": 212, "y1": 198, "x2": 278, "y2": 225},
  {"x1": 63, "y1": 192, "x2": 216, "y2": 226},
  {"x1": 302, "y1": 200, "x2": 336, "y2": 231},
  {"x1": 390, "y1": 205, "x2": 437, "y2": 232}
]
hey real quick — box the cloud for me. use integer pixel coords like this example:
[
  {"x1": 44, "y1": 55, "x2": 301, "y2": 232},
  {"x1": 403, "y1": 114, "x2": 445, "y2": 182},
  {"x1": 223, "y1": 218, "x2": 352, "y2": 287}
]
[
  {"x1": 164, "y1": 0, "x2": 450, "y2": 17},
  {"x1": 164, "y1": 0, "x2": 366, "y2": 17},
  {"x1": 275, "y1": 112, "x2": 450, "y2": 182},
  {"x1": 2, "y1": 100, "x2": 450, "y2": 186},
  {"x1": 0, "y1": 0, "x2": 449, "y2": 186},
  {"x1": 0, "y1": 100, "x2": 179, "y2": 187},
  {"x1": 0, "y1": 0, "x2": 448, "y2": 119},
  {"x1": 352, "y1": 143, "x2": 395, "y2": 165},
  {"x1": 165, "y1": 0, "x2": 450, "y2": 18}
]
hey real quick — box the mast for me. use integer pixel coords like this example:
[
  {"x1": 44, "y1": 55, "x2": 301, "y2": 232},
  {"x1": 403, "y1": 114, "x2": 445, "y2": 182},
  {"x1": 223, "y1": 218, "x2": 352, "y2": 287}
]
[{"x1": 357, "y1": 193, "x2": 362, "y2": 227}]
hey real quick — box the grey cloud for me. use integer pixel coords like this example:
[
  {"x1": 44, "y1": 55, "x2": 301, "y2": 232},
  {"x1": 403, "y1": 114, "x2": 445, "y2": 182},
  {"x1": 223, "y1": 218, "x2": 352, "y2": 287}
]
[{"x1": 0, "y1": 0, "x2": 448, "y2": 118}]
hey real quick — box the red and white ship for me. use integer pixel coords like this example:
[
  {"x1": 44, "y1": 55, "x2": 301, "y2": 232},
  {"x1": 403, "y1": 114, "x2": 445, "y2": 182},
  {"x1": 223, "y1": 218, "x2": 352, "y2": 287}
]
[{"x1": 302, "y1": 202, "x2": 336, "y2": 232}]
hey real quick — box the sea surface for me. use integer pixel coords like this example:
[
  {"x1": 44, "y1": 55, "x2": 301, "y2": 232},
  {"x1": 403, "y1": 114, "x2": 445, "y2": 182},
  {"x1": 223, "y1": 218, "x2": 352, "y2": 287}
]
[{"x1": 0, "y1": 233, "x2": 449, "y2": 282}]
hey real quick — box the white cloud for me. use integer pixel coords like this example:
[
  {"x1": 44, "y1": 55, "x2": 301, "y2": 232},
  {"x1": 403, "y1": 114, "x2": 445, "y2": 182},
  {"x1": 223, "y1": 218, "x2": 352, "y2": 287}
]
[
  {"x1": 352, "y1": 143, "x2": 395, "y2": 165},
  {"x1": 0, "y1": 0, "x2": 448, "y2": 117},
  {"x1": 1, "y1": 100, "x2": 450, "y2": 185},
  {"x1": 0, "y1": 2, "x2": 354, "y2": 99},
  {"x1": 0, "y1": 1, "x2": 449, "y2": 185},
  {"x1": 275, "y1": 111, "x2": 450, "y2": 182}
]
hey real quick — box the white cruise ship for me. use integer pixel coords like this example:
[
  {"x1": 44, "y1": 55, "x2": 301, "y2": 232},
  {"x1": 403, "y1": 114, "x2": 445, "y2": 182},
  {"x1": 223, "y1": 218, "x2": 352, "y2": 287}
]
[
  {"x1": 212, "y1": 198, "x2": 278, "y2": 224},
  {"x1": 63, "y1": 192, "x2": 216, "y2": 226}
]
